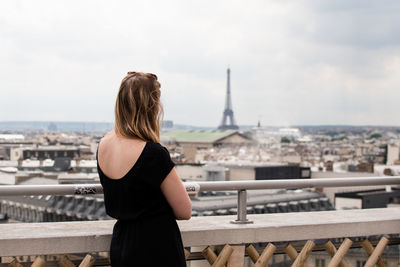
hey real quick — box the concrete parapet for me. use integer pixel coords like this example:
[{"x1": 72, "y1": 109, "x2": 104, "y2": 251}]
[{"x1": 0, "y1": 208, "x2": 399, "y2": 257}]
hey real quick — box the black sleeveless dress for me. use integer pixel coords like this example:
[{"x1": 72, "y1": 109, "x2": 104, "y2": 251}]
[{"x1": 97, "y1": 142, "x2": 187, "y2": 267}]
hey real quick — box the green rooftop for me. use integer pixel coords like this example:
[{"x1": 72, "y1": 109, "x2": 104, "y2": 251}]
[{"x1": 161, "y1": 130, "x2": 236, "y2": 143}]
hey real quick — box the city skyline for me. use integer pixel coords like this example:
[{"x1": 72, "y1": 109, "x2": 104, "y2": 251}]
[{"x1": 1, "y1": 1, "x2": 400, "y2": 127}]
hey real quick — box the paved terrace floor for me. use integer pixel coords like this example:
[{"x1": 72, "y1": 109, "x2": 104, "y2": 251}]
[{"x1": 0, "y1": 208, "x2": 399, "y2": 257}]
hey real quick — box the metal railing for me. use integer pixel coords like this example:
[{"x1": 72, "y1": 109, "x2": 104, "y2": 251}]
[{"x1": 1, "y1": 176, "x2": 399, "y2": 224}]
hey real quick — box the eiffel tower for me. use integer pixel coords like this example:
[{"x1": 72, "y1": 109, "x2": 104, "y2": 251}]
[{"x1": 218, "y1": 68, "x2": 239, "y2": 130}]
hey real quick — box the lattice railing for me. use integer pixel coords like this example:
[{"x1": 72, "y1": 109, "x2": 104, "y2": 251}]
[
  {"x1": 4, "y1": 254, "x2": 98, "y2": 267},
  {"x1": 183, "y1": 237, "x2": 394, "y2": 267},
  {"x1": 2, "y1": 237, "x2": 397, "y2": 267}
]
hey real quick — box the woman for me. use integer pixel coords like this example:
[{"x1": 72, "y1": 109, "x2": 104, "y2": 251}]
[{"x1": 97, "y1": 72, "x2": 192, "y2": 266}]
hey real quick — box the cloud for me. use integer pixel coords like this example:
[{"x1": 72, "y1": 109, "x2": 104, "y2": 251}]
[
  {"x1": 291, "y1": 1, "x2": 400, "y2": 49},
  {"x1": 0, "y1": 0, "x2": 399, "y2": 126}
]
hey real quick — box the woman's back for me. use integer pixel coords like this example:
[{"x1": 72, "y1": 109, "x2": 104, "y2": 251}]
[
  {"x1": 97, "y1": 132, "x2": 146, "y2": 180},
  {"x1": 97, "y1": 72, "x2": 190, "y2": 266},
  {"x1": 98, "y1": 133, "x2": 187, "y2": 266},
  {"x1": 97, "y1": 132, "x2": 177, "y2": 221}
]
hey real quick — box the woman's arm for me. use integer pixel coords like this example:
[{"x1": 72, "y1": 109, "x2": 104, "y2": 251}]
[{"x1": 161, "y1": 168, "x2": 192, "y2": 220}]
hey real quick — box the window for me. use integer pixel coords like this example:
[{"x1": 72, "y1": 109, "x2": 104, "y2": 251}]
[{"x1": 316, "y1": 259, "x2": 326, "y2": 267}]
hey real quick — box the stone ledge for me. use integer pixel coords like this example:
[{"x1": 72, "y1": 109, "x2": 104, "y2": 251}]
[{"x1": 0, "y1": 208, "x2": 399, "y2": 256}]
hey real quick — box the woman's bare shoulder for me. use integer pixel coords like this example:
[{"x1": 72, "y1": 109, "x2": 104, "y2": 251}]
[
  {"x1": 102, "y1": 131, "x2": 115, "y2": 141},
  {"x1": 99, "y1": 131, "x2": 115, "y2": 148},
  {"x1": 99, "y1": 131, "x2": 147, "y2": 154}
]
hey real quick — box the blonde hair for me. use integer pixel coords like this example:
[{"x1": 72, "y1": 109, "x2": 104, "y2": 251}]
[{"x1": 114, "y1": 72, "x2": 163, "y2": 143}]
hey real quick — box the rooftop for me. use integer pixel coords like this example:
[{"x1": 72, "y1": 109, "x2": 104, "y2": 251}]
[{"x1": 162, "y1": 130, "x2": 237, "y2": 143}]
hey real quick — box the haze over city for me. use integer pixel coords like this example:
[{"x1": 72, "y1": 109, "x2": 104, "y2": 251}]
[{"x1": 1, "y1": 1, "x2": 400, "y2": 127}]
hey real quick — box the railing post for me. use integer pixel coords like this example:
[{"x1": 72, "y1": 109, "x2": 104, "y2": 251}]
[{"x1": 231, "y1": 190, "x2": 253, "y2": 224}]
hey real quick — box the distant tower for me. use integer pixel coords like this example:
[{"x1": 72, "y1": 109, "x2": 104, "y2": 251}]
[{"x1": 218, "y1": 68, "x2": 239, "y2": 130}]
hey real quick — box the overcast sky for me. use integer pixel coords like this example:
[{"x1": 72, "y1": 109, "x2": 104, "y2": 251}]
[{"x1": 1, "y1": 0, "x2": 400, "y2": 127}]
